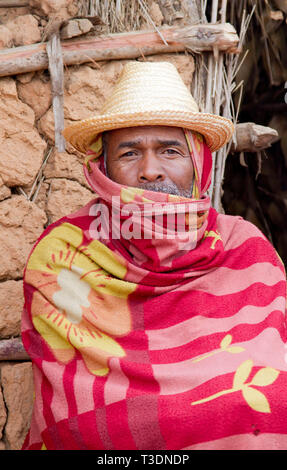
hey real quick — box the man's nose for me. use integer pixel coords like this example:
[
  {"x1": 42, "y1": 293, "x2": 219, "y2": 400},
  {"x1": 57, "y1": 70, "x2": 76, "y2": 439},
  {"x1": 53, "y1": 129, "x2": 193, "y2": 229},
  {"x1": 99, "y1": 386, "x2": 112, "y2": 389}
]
[{"x1": 138, "y1": 151, "x2": 164, "y2": 183}]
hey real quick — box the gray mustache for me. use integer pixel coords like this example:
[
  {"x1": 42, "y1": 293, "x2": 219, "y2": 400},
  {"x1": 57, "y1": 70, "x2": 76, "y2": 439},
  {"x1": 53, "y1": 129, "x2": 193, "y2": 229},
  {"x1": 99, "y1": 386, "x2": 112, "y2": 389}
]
[{"x1": 137, "y1": 181, "x2": 193, "y2": 198}]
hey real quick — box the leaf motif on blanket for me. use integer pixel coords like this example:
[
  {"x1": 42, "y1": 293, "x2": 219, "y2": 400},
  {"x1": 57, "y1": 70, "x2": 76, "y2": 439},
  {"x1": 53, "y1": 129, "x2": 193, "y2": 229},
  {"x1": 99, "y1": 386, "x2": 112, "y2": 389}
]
[
  {"x1": 120, "y1": 187, "x2": 152, "y2": 203},
  {"x1": 25, "y1": 222, "x2": 137, "y2": 375},
  {"x1": 191, "y1": 334, "x2": 245, "y2": 363},
  {"x1": 191, "y1": 359, "x2": 280, "y2": 414},
  {"x1": 203, "y1": 229, "x2": 222, "y2": 249}
]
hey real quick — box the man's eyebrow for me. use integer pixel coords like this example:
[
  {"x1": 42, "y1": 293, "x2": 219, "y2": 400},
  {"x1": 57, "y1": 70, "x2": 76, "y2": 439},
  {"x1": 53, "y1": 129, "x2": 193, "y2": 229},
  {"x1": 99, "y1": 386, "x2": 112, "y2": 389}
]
[
  {"x1": 117, "y1": 139, "x2": 185, "y2": 149},
  {"x1": 157, "y1": 139, "x2": 185, "y2": 147},
  {"x1": 116, "y1": 138, "x2": 185, "y2": 151},
  {"x1": 117, "y1": 140, "x2": 141, "y2": 150}
]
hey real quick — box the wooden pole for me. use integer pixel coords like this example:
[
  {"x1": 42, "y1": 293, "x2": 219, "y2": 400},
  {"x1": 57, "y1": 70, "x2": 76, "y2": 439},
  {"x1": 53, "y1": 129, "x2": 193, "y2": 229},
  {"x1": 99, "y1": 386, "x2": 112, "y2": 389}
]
[
  {"x1": 188, "y1": 1, "x2": 208, "y2": 110},
  {"x1": 0, "y1": 337, "x2": 30, "y2": 361},
  {"x1": 0, "y1": 0, "x2": 28, "y2": 6},
  {"x1": 231, "y1": 123, "x2": 279, "y2": 153},
  {"x1": 47, "y1": 34, "x2": 66, "y2": 152},
  {"x1": 0, "y1": 24, "x2": 240, "y2": 78}
]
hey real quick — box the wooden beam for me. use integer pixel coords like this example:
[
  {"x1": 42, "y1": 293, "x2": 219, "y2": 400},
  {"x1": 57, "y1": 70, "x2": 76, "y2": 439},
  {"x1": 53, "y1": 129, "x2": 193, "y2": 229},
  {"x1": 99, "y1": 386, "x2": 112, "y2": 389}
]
[
  {"x1": 0, "y1": 0, "x2": 28, "y2": 6},
  {"x1": 231, "y1": 123, "x2": 279, "y2": 153},
  {"x1": 172, "y1": 22, "x2": 239, "y2": 54},
  {"x1": 0, "y1": 23, "x2": 240, "y2": 78},
  {"x1": 0, "y1": 337, "x2": 30, "y2": 361}
]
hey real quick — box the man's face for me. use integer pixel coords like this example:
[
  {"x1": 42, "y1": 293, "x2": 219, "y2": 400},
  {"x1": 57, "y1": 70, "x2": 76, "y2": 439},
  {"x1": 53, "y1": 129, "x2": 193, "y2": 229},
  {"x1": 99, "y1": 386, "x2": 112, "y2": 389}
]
[{"x1": 104, "y1": 126, "x2": 194, "y2": 197}]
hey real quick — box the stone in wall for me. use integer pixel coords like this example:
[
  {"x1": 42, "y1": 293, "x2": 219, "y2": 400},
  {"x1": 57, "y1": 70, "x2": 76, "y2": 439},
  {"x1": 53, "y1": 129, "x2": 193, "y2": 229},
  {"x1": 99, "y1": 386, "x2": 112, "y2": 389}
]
[
  {"x1": 37, "y1": 107, "x2": 56, "y2": 145},
  {"x1": 29, "y1": 0, "x2": 79, "y2": 19},
  {"x1": 39, "y1": 61, "x2": 127, "y2": 144},
  {"x1": 0, "y1": 25, "x2": 13, "y2": 49},
  {"x1": 0, "y1": 177, "x2": 11, "y2": 202},
  {"x1": 43, "y1": 148, "x2": 89, "y2": 188},
  {"x1": 60, "y1": 18, "x2": 94, "y2": 39},
  {"x1": 6, "y1": 14, "x2": 41, "y2": 46},
  {"x1": 0, "y1": 7, "x2": 30, "y2": 24},
  {"x1": 0, "y1": 195, "x2": 47, "y2": 280},
  {"x1": 0, "y1": 280, "x2": 23, "y2": 339},
  {"x1": 1, "y1": 362, "x2": 33, "y2": 450},
  {"x1": 0, "y1": 78, "x2": 47, "y2": 188},
  {"x1": 17, "y1": 73, "x2": 52, "y2": 120},
  {"x1": 46, "y1": 178, "x2": 94, "y2": 223},
  {"x1": 17, "y1": 72, "x2": 35, "y2": 85},
  {"x1": 64, "y1": 62, "x2": 129, "y2": 120}
]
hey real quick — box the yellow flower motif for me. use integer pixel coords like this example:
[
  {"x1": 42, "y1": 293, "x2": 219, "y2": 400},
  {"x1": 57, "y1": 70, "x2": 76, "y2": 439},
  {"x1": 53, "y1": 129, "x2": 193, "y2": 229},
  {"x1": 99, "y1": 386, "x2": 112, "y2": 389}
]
[
  {"x1": 191, "y1": 359, "x2": 280, "y2": 413},
  {"x1": 25, "y1": 222, "x2": 137, "y2": 375}
]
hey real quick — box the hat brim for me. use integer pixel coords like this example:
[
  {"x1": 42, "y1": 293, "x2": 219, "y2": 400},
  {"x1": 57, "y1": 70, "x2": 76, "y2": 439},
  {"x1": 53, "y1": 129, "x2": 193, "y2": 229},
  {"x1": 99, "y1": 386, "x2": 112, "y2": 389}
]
[{"x1": 62, "y1": 111, "x2": 234, "y2": 154}]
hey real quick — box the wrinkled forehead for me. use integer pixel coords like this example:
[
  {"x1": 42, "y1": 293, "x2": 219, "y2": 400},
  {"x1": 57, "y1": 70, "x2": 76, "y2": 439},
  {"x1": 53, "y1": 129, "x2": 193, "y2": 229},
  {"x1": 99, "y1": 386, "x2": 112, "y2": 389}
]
[{"x1": 102, "y1": 125, "x2": 190, "y2": 144}]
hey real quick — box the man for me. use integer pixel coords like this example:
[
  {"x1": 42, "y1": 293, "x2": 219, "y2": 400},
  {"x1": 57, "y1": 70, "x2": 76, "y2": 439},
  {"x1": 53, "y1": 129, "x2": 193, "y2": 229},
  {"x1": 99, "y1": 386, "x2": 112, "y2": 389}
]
[{"x1": 22, "y1": 61, "x2": 287, "y2": 450}]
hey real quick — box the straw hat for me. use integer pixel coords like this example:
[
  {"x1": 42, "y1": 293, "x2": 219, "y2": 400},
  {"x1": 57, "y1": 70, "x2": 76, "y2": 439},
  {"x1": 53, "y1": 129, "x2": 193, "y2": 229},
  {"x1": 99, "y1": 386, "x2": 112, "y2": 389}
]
[{"x1": 62, "y1": 61, "x2": 234, "y2": 153}]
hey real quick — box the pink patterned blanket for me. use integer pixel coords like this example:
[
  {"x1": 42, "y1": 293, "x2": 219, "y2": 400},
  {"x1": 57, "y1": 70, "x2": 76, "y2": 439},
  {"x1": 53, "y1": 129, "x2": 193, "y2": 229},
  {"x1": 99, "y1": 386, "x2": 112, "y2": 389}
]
[{"x1": 22, "y1": 131, "x2": 287, "y2": 450}]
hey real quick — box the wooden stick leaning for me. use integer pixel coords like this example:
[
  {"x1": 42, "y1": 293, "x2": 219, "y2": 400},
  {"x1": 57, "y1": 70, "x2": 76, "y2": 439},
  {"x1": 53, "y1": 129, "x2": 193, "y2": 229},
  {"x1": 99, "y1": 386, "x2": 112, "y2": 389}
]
[
  {"x1": 0, "y1": 23, "x2": 240, "y2": 77},
  {"x1": 47, "y1": 34, "x2": 66, "y2": 152}
]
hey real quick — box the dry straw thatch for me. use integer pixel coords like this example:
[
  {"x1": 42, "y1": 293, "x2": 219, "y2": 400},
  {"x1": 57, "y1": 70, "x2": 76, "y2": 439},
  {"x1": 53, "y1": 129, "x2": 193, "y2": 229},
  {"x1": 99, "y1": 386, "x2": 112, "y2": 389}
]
[{"x1": 78, "y1": 0, "x2": 149, "y2": 31}]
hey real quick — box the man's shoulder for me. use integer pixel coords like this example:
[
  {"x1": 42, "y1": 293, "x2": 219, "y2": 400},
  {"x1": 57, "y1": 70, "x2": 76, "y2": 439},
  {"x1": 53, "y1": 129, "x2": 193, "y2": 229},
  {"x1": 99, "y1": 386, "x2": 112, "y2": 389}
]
[
  {"x1": 215, "y1": 210, "x2": 268, "y2": 246},
  {"x1": 214, "y1": 210, "x2": 284, "y2": 270}
]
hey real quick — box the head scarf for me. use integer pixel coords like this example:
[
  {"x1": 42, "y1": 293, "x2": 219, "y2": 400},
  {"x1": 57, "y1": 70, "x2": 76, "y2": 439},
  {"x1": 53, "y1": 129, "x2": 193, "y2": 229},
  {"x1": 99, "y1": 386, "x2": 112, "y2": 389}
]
[
  {"x1": 81, "y1": 129, "x2": 212, "y2": 268},
  {"x1": 21, "y1": 126, "x2": 287, "y2": 450},
  {"x1": 84, "y1": 128, "x2": 212, "y2": 199}
]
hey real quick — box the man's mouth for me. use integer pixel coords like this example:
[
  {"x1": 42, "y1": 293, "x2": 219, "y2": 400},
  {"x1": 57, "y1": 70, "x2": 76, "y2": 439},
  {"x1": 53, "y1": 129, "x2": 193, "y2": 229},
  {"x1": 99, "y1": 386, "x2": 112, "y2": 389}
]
[{"x1": 137, "y1": 181, "x2": 193, "y2": 198}]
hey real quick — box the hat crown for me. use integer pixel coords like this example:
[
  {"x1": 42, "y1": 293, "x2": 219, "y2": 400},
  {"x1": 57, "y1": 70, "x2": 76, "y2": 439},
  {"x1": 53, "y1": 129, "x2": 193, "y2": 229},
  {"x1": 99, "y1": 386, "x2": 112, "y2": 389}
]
[
  {"x1": 101, "y1": 61, "x2": 199, "y2": 115},
  {"x1": 63, "y1": 60, "x2": 234, "y2": 154}
]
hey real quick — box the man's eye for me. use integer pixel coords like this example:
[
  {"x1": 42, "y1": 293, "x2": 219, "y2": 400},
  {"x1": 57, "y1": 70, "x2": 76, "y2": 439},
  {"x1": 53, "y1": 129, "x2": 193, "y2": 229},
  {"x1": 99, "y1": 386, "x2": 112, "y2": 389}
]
[
  {"x1": 120, "y1": 151, "x2": 137, "y2": 158},
  {"x1": 163, "y1": 148, "x2": 182, "y2": 156}
]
